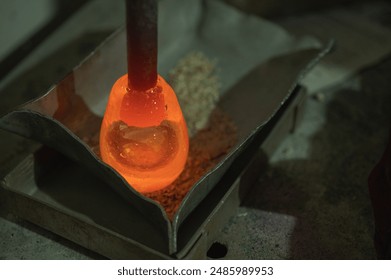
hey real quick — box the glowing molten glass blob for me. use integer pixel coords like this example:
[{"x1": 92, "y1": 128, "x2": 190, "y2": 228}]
[{"x1": 100, "y1": 74, "x2": 189, "y2": 193}]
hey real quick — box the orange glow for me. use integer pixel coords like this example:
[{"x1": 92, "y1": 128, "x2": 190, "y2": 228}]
[{"x1": 100, "y1": 74, "x2": 189, "y2": 193}]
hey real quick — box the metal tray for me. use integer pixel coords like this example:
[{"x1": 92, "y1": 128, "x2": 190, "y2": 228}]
[
  {"x1": 0, "y1": 0, "x2": 332, "y2": 258},
  {"x1": 0, "y1": 85, "x2": 307, "y2": 259}
]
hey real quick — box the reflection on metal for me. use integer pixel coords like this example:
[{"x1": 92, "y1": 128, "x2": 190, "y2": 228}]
[{"x1": 0, "y1": 27, "x2": 331, "y2": 258}]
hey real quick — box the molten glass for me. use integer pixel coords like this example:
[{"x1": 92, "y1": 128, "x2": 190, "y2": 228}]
[{"x1": 100, "y1": 74, "x2": 189, "y2": 193}]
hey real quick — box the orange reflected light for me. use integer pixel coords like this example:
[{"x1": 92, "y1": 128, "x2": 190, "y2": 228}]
[{"x1": 99, "y1": 74, "x2": 189, "y2": 193}]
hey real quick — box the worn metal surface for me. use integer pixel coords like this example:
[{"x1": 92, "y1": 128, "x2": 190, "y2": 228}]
[
  {"x1": 0, "y1": 0, "x2": 331, "y2": 258},
  {"x1": 0, "y1": 39, "x2": 325, "y2": 258},
  {"x1": 0, "y1": 86, "x2": 307, "y2": 259},
  {"x1": 0, "y1": 150, "x2": 170, "y2": 259},
  {"x1": 0, "y1": 132, "x2": 265, "y2": 260}
]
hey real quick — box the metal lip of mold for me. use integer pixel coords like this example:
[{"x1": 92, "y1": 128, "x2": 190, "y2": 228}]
[{"x1": 0, "y1": 24, "x2": 332, "y2": 258}]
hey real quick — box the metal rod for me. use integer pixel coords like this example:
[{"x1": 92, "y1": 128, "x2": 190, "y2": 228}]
[{"x1": 125, "y1": 0, "x2": 158, "y2": 91}]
